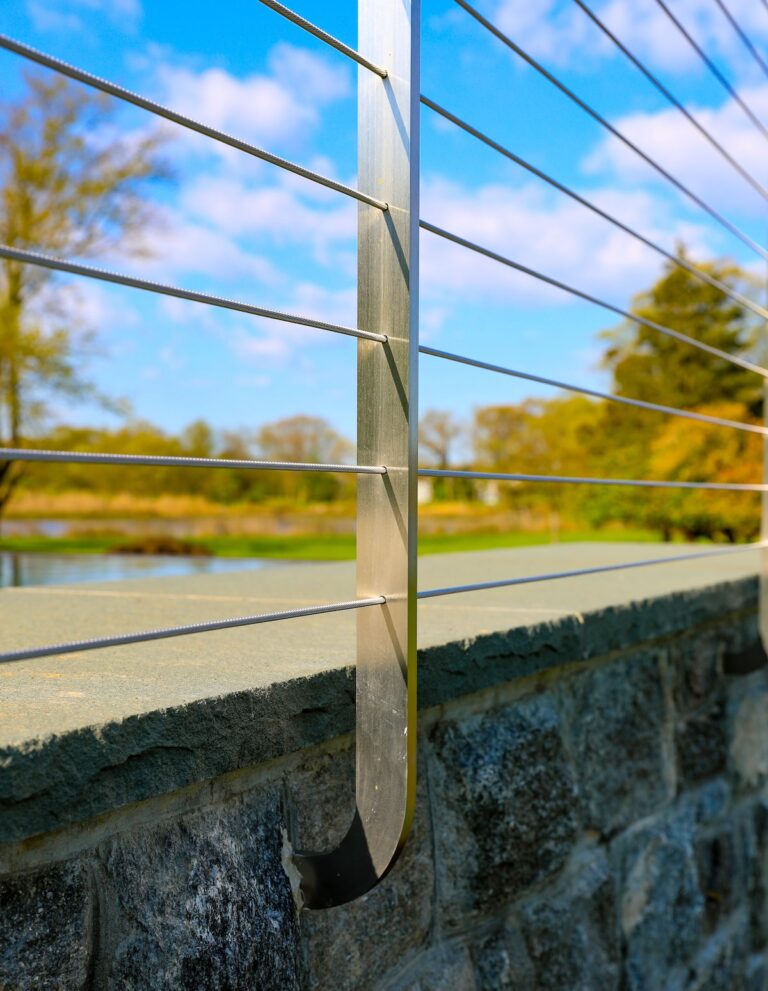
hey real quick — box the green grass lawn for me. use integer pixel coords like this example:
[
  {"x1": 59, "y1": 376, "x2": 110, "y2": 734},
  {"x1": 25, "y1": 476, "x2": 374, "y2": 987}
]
[{"x1": 0, "y1": 528, "x2": 662, "y2": 560}]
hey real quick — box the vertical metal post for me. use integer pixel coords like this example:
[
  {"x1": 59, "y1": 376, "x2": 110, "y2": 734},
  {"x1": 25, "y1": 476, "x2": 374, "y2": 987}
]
[
  {"x1": 762, "y1": 379, "x2": 768, "y2": 650},
  {"x1": 294, "y1": 0, "x2": 419, "y2": 909}
]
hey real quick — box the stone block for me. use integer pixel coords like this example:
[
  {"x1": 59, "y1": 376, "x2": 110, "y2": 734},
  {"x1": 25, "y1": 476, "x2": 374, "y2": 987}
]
[
  {"x1": 286, "y1": 743, "x2": 434, "y2": 991},
  {"x1": 556, "y1": 651, "x2": 670, "y2": 836},
  {"x1": 518, "y1": 851, "x2": 620, "y2": 991},
  {"x1": 670, "y1": 630, "x2": 722, "y2": 714},
  {"x1": 428, "y1": 694, "x2": 579, "y2": 929},
  {"x1": 742, "y1": 798, "x2": 768, "y2": 952},
  {"x1": 678, "y1": 697, "x2": 728, "y2": 786},
  {"x1": 98, "y1": 792, "x2": 302, "y2": 991},
  {"x1": 695, "y1": 825, "x2": 743, "y2": 934},
  {"x1": 744, "y1": 953, "x2": 767, "y2": 991},
  {"x1": 613, "y1": 809, "x2": 704, "y2": 991},
  {"x1": 470, "y1": 925, "x2": 534, "y2": 991},
  {"x1": 685, "y1": 922, "x2": 749, "y2": 991},
  {"x1": 729, "y1": 679, "x2": 768, "y2": 790},
  {"x1": 389, "y1": 943, "x2": 477, "y2": 991},
  {"x1": 0, "y1": 858, "x2": 91, "y2": 991}
]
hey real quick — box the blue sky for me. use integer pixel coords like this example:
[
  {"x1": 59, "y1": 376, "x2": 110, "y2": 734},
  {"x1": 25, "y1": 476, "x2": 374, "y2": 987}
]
[{"x1": 2, "y1": 0, "x2": 768, "y2": 445}]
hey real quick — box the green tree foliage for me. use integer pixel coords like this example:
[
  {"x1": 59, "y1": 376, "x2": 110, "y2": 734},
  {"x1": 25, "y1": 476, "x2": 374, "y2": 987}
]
[
  {"x1": 591, "y1": 253, "x2": 763, "y2": 540},
  {"x1": 465, "y1": 253, "x2": 763, "y2": 542},
  {"x1": 603, "y1": 252, "x2": 763, "y2": 414},
  {"x1": 20, "y1": 415, "x2": 356, "y2": 506},
  {"x1": 473, "y1": 396, "x2": 605, "y2": 522},
  {"x1": 0, "y1": 73, "x2": 167, "y2": 519}
]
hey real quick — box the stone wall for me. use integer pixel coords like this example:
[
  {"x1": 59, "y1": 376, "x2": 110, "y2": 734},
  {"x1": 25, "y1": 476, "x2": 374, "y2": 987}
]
[{"x1": 2, "y1": 577, "x2": 768, "y2": 989}]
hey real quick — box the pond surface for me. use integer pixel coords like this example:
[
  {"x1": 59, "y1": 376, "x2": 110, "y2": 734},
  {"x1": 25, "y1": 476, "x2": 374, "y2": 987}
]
[{"x1": 0, "y1": 552, "x2": 287, "y2": 588}]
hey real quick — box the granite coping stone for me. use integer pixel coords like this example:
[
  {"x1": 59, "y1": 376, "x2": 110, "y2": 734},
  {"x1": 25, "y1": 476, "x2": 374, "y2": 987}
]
[{"x1": 0, "y1": 543, "x2": 762, "y2": 846}]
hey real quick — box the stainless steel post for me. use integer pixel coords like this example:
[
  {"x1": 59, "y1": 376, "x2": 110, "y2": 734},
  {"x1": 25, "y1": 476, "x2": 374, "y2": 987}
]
[
  {"x1": 762, "y1": 379, "x2": 768, "y2": 650},
  {"x1": 294, "y1": 0, "x2": 419, "y2": 909}
]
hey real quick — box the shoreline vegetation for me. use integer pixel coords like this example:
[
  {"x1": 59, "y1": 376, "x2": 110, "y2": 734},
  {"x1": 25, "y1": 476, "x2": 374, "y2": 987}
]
[
  {"x1": 0, "y1": 528, "x2": 667, "y2": 561},
  {"x1": 0, "y1": 494, "x2": 723, "y2": 561}
]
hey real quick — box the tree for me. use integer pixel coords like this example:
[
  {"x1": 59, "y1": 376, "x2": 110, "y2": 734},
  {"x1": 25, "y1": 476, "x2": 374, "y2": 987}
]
[
  {"x1": 473, "y1": 396, "x2": 603, "y2": 523},
  {"x1": 419, "y1": 409, "x2": 463, "y2": 469},
  {"x1": 0, "y1": 73, "x2": 167, "y2": 522},
  {"x1": 592, "y1": 250, "x2": 764, "y2": 538},
  {"x1": 254, "y1": 414, "x2": 353, "y2": 502},
  {"x1": 419, "y1": 409, "x2": 464, "y2": 501},
  {"x1": 603, "y1": 251, "x2": 762, "y2": 415},
  {"x1": 644, "y1": 402, "x2": 761, "y2": 542}
]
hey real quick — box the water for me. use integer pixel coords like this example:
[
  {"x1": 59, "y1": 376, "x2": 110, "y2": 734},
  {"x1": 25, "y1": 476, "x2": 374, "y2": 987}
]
[{"x1": 0, "y1": 551, "x2": 284, "y2": 588}]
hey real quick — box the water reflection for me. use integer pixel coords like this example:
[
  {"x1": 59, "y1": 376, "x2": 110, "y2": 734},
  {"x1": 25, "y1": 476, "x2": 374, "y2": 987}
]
[{"x1": 0, "y1": 552, "x2": 281, "y2": 588}]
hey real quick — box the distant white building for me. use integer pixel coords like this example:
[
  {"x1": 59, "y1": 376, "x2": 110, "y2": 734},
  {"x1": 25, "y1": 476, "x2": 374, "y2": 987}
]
[{"x1": 417, "y1": 478, "x2": 434, "y2": 505}]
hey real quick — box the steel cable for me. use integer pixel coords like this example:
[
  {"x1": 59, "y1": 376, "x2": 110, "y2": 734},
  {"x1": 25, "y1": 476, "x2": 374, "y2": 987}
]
[
  {"x1": 572, "y1": 0, "x2": 768, "y2": 202},
  {"x1": 418, "y1": 345, "x2": 768, "y2": 435},
  {"x1": 419, "y1": 221, "x2": 768, "y2": 378},
  {"x1": 256, "y1": 0, "x2": 388, "y2": 77},
  {"x1": 0, "y1": 244, "x2": 387, "y2": 344},
  {"x1": 418, "y1": 543, "x2": 767, "y2": 599},
  {"x1": 648, "y1": 0, "x2": 768, "y2": 143},
  {"x1": 0, "y1": 33, "x2": 388, "y2": 211},
  {"x1": 710, "y1": 0, "x2": 768, "y2": 82},
  {"x1": 421, "y1": 96, "x2": 768, "y2": 324},
  {"x1": 452, "y1": 0, "x2": 768, "y2": 262},
  {"x1": 0, "y1": 597, "x2": 386, "y2": 665}
]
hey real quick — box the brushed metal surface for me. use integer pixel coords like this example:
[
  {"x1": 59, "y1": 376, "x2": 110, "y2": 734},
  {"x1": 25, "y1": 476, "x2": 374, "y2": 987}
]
[
  {"x1": 294, "y1": 0, "x2": 419, "y2": 909},
  {"x1": 762, "y1": 379, "x2": 768, "y2": 652}
]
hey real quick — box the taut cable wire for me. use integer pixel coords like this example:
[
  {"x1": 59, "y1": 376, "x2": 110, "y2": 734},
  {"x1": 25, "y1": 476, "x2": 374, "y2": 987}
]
[
  {"x1": 418, "y1": 543, "x2": 767, "y2": 599},
  {"x1": 710, "y1": 0, "x2": 768, "y2": 84},
  {"x1": 571, "y1": 0, "x2": 768, "y2": 202},
  {"x1": 418, "y1": 346, "x2": 768, "y2": 435},
  {"x1": 0, "y1": 598, "x2": 386, "y2": 665},
  {"x1": 419, "y1": 468, "x2": 768, "y2": 493},
  {"x1": 452, "y1": 0, "x2": 768, "y2": 263},
  {"x1": 0, "y1": 244, "x2": 387, "y2": 344},
  {"x1": 256, "y1": 0, "x2": 388, "y2": 77},
  {"x1": 648, "y1": 0, "x2": 768, "y2": 143},
  {"x1": 0, "y1": 448, "x2": 387, "y2": 474},
  {"x1": 419, "y1": 221, "x2": 768, "y2": 378},
  {"x1": 0, "y1": 33, "x2": 388, "y2": 211},
  {"x1": 421, "y1": 96, "x2": 768, "y2": 324}
]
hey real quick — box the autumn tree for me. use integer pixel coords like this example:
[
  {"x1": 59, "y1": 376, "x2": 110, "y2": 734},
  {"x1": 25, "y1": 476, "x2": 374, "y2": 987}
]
[
  {"x1": 591, "y1": 251, "x2": 764, "y2": 539},
  {"x1": 473, "y1": 396, "x2": 603, "y2": 522},
  {"x1": 0, "y1": 73, "x2": 167, "y2": 522}
]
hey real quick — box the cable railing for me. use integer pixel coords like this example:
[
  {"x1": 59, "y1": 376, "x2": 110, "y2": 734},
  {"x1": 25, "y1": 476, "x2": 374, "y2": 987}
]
[
  {"x1": 418, "y1": 542, "x2": 768, "y2": 599},
  {"x1": 649, "y1": 0, "x2": 768, "y2": 144},
  {"x1": 0, "y1": 34, "x2": 388, "y2": 211},
  {"x1": 420, "y1": 95, "x2": 768, "y2": 325},
  {"x1": 571, "y1": 0, "x2": 768, "y2": 203},
  {"x1": 418, "y1": 346, "x2": 768, "y2": 436},
  {"x1": 453, "y1": 0, "x2": 768, "y2": 263},
  {"x1": 0, "y1": 245, "x2": 387, "y2": 343},
  {"x1": 1, "y1": 0, "x2": 766, "y2": 910},
  {"x1": 711, "y1": 0, "x2": 768, "y2": 82},
  {"x1": 420, "y1": 220, "x2": 768, "y2": 377}
]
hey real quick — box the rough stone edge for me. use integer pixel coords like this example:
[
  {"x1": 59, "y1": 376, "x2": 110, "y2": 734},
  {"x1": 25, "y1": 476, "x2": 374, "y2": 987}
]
[{"x1": 0, "y1": 575, "x2": 759, "y2": 848}]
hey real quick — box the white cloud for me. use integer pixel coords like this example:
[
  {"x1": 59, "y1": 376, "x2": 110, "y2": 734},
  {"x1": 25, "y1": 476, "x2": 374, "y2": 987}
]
[
  {"x1": 27, "y1": 0, "x2": 142, "y2": 34},
  {"x1": 157, "y1": 280, "x2": 356, "y2": 366},
  {"x1": 128, "y1": 211, "x2": 285, "y2": 288},
  {"x1": 584, "y1": 82, "x2": 768, "y2": 216},
  {"x1": 178, "y1": 175, "x2": 356, "y2": 261},
  {"x1": 419, "y1": 175, "x2": 714, "y2": 309},
  {"x1": 487, "y1": 0, "x2": 768, "y2": 77},
  {"x1": 155, "y1": 43, "x2": 350, "y2": 152}
]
